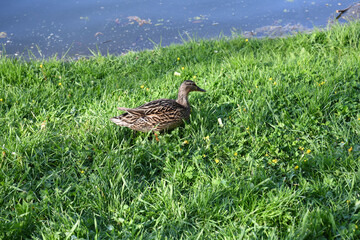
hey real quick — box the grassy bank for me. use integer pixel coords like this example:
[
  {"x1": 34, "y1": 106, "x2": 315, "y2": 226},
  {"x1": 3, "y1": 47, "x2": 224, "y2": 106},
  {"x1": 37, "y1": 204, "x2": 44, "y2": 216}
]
[{"x1": 1, "y1": 22, "x2": 360, "y2": 239}]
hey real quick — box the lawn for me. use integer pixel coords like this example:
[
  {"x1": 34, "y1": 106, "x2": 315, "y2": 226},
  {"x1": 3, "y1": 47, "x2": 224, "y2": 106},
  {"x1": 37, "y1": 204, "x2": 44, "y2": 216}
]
[{"x1": 1, "y1": 22, "x2": 360, "y2": 239}]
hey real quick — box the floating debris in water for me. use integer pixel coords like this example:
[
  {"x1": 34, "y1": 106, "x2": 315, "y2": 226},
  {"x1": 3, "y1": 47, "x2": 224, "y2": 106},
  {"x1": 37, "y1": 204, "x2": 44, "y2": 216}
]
[
  {"x1": 127, "y1": 16, "x2": 151, "y2": 26},
  {"x1": 80, "y1": 16, "x2": 89, "y2": 21},
  {"x1": 188, "y1": 15, "x2": 208, "y2": 24},
  {"x1": 101, "y1": 40, "x2": 112, "y2": 44},
  {"x1": 0, "y1": 32, "x2": 7, "y2": 38},
  {"x1": 94, "y1": 32, "x2": 103, "y2": 37}
]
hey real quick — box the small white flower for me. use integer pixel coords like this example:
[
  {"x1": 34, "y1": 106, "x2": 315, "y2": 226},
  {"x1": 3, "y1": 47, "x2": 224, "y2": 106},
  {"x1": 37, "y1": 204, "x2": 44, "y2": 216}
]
[
  {"x1": 217, "y1": 118, "x2": 223, "y2": 127},
  {"x1": 174, "y1": 71, "x2": 181, "y2": 76}
]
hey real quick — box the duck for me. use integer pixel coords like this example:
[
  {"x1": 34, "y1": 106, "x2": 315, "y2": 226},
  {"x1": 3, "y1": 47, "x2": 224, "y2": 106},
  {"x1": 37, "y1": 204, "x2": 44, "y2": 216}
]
[{"x1": 110, "y1": 80, "x2": 206, "y2": 139}]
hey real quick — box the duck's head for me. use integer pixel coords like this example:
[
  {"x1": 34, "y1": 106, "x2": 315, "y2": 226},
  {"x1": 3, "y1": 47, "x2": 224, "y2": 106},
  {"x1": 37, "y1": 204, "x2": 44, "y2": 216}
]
[{"x1": 180, "y1": 80, "x2": 206, "y2": 93}]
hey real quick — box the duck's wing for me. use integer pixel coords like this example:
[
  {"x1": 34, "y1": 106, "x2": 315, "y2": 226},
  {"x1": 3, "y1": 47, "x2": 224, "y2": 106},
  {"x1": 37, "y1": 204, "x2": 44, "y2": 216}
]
[
  {"x1": 118, "y1": 99, "x2": 185, "y2": 116},
  {"x1": 117, "y1": 107, "x2": 145, "y2": 117}
]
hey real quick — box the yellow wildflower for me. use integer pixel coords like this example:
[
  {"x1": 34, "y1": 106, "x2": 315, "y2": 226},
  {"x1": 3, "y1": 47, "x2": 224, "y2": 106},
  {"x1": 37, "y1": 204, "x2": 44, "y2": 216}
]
[
  {"x1": 304, "y1": 159, "x2": 307, "y2": 162},
  {"x1": 347, "y1": 200, "x2": 351, "y2": 204},
  {"x1": 0, "y1": 98, "x2": 3, "y2": 102},
  {"x1": 273, "y1": 82, "x2": 277, "y2": 85},
  {"x1": 177, "y1": 57, "x2": 180, "y2": 61},
  {"x1": 146, "y1": 88, "x2": 149, "y2": 91},
  {"x1": 193, "y1": 75, "x2": 196, "y2": 79},
  {"x1": 81, "y1": 170, "x2": 85, "y2": 174},
  {"x1": 229, "y1": 116, "x2": 231, "y2": 119},
  {"x1": 299, "y1": 146, "x2": 304, "y2": 151},
  {"x1": 215, "y1": 158, "x2": 220, "y2": 163},
  {"x1": 203, "y1": 136, "x2": 209, "y2": 140},
  {"x1": 40, "y1": 64, "x2": 43, "y2": 68},
  {"x1": 181, "y1": 67, "x2": 185, "y2": 70},
  {"x1": 272, "y1": 159, "x2": 278, "y2": 163},
  {"x1": 243, "y1": 108, "x2": 246, "y2": 111},
  {"x1": 245, "y1": 39, "x2": 248, "y2": 42},
  {"x1": 306, "y1": 149, "x2": 311, "y2": 154},
  {"x1": 269, "y1": 77, "x2": 273, "y2": 81},
  {"x1": 58, "y1": 82, "x2": 62, "y2": 86},
  {"x1": 234, "y1": 152, "x2": 238, "y2": 156},
  {"x1": 183, "y1": 140, "x2": 189, "y2": 144},
  {"x1": 265, "y1": 153, "x2": 269, "y2": 157},
  {"x1": 203, "y1": 154, "x2": 206, "y2": 158},
  {"x1": 294, "y1": 165, "x2": 299, "y2": 170},
  {"x1": 246, "y1": 126, "x2": 249, "y2": 130},
  {"x1": 140, "y1": 85, "x2": 144, "y2": 89},
  {"x1": 349, "y1": 147, "x2": 353, "y2": 153},
  {"x1": 358, "y1": 117, "x2": 360, "y2": 120},
  {"x1": 256, "y1": 85, "x2": 258, "y2": 88}
]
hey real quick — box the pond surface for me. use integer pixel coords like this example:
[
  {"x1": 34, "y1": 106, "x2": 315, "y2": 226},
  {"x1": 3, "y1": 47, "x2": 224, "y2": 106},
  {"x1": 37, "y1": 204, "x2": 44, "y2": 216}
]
[{"x1": 0, "y1": 0, "x2": 355, "y2": 58}]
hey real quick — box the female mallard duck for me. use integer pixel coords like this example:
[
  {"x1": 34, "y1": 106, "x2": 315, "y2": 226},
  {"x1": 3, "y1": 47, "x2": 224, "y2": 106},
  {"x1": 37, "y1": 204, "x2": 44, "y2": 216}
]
[{"x1": 110, "y1": 80, "x2": 206, "y2": 137}]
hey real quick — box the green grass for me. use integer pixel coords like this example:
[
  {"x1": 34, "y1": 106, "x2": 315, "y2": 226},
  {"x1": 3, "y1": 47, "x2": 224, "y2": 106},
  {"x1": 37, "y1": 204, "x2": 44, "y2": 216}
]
[{"x1": 1, "y1": 22, "x2": 360, "y2": 239}]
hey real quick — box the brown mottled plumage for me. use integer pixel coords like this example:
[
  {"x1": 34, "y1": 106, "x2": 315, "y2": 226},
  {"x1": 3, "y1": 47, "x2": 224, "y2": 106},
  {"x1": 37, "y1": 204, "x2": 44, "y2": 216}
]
[{"x1": 110, "y1": 80, "x2": 206, "y2": 133}]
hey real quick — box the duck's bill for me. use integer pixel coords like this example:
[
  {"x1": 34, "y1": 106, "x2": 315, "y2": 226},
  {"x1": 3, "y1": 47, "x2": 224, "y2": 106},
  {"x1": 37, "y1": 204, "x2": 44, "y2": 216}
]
[{"x1": 197, "y1": 87, "x2": 206, "y2": 92}]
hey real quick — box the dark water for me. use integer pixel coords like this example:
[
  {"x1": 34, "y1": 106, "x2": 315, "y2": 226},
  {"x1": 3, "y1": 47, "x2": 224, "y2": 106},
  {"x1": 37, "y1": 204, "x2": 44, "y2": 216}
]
[{"x1": 0, "y1": 0, "x2": 355, "y2": 58}]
